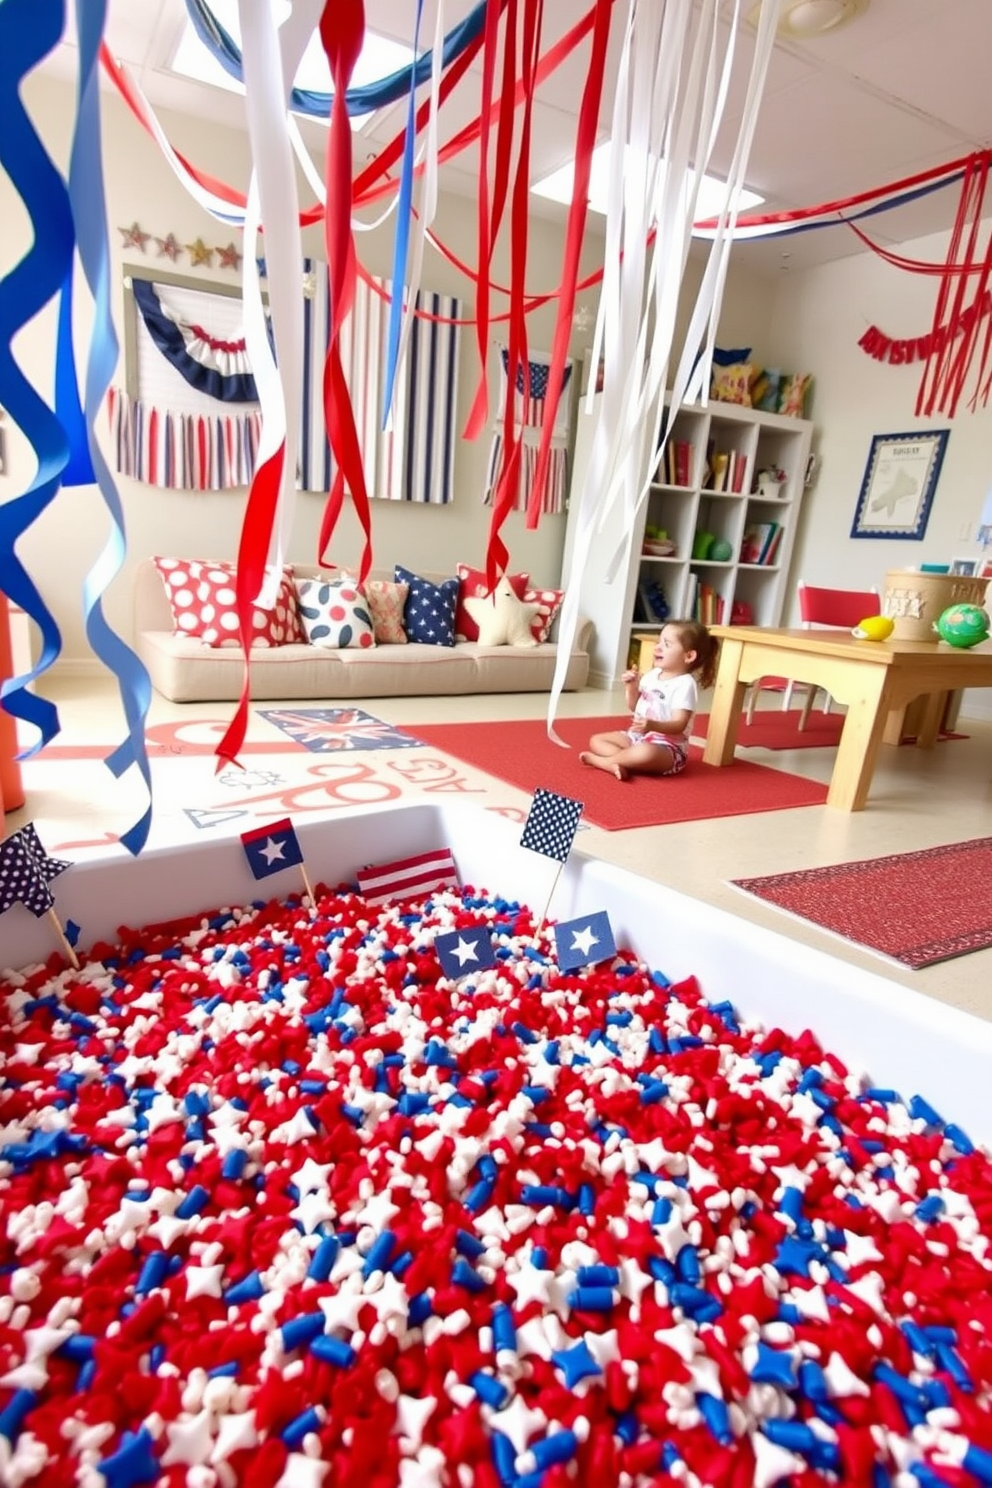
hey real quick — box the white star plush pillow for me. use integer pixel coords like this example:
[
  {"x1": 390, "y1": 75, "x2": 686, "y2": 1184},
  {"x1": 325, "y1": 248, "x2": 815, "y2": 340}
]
[{"x1": 465, "y1": 577, "x2": 541, "y2": 647}]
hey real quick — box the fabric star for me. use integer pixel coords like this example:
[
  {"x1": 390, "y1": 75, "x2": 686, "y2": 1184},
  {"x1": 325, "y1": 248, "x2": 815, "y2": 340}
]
[
  {"x1": 211, "y1": 1410, "x2": 259, "y2": 1463},
  {"x1": 393, "y1": 1393, "x2": 436, "y2": 1448},
  {"x1": 275, "y1": 1454, "x2": 328, "y2": 1488},
  {"x1": 161, "y1": 1410, "x2": 215, "y2": 1467},
  {"x1": 217, "y1": 241, "x2": 242, "y2": 270},
  {"x1": 186, "y1": 237, "x2": 214, "y2": 267},
  {"x1": 119, "y1": 221, "x2": 149, "y2": 252},
  {"x1": 551, "y1": 1338, "x2": 602, "y2": 1388},
  {"x1": 97, "y1": 1427, "x2": 161, "y2": 1488},
  {"x1": 318, "y1": 1287, "x2": 366, "y2": 1335},
  {"x1": 487, "y1": 1395, "x2": 547, "y2": 1454},
  {"x1": 155, "y1": 232, "x2": 182, "y2": 260},
  {"x1": 185, "y1": 1264, "x2": 225, "y2": 1300}
]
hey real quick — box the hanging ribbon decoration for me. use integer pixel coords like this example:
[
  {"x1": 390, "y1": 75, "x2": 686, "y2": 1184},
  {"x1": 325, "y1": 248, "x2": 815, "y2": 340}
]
[
  {"x1": 68, "y1": 0, "x2": 154, "y2": 855},
  {"x1": 316, "y1": 0, "x2": 375, "y2": 587},
  {"x1": 55, "y1": 271, "x2": 96, "y2": 487},
  {"x1": 381, "y1": 0, "x2": 425, "y2": 425},
  {"x1": 0, "y1": 0, "x2": 73, "y2": 757},
  {"x1": 525, "y1": 0, "x2": 612, "y2": 529}
]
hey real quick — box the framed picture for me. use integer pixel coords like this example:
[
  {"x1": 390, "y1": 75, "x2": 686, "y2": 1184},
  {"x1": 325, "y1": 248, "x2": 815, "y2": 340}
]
[
  {"x1": 950, "y1": 557, "x2": 979, "y2": 576},
  {"x1": 980, "y1": 558, "x2": 992, "y2": 579},
  {"x1": 850, "y1": 429, "x2": 949, "y2": 540}
]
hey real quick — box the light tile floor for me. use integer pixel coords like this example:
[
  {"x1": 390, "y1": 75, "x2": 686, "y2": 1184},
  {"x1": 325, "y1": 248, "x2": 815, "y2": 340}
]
[{"x1": 4, "y1": 671, "x2": 992, "y2": 1021}]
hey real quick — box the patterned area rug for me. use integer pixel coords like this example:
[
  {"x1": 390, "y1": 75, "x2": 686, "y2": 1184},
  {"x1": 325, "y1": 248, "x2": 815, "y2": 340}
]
[
  {"x1": 731, "y1": 837, "x2": 992, "y2": 969},
  {"x1": 257, "y1": 707, "x2": 424, "y2": 752}
]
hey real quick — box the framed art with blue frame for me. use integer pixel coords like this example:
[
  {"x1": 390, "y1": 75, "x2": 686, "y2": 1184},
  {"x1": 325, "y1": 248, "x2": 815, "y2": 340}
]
[{"x1": 850, "y1": 429, "x2": 950, "y2": 541}]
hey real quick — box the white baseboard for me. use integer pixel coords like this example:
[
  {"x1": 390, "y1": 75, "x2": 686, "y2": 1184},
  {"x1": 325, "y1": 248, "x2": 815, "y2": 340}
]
[{"x1": 960, "y1": 688, "x2": 992, "y2": 722}]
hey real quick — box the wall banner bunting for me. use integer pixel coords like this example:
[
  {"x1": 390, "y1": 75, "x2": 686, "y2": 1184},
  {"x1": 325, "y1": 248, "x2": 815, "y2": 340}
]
[{"x1": 859, "y1": 287, "x2": 992, "y2": 366}]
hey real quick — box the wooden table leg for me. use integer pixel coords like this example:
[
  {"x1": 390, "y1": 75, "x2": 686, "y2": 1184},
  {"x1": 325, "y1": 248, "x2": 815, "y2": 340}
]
[
  {"x1": 915, "y1": 690, "x2": 946, "y2": 748},
  {"x1": 828, "y1": 667, "x2": 892, "y2": 810},
  {"x1": 702, "y1": 638, "x2": 746, "y2": 767},
  {"x1": 882, "y1": 704, "x2": 907, "y2": 746}
]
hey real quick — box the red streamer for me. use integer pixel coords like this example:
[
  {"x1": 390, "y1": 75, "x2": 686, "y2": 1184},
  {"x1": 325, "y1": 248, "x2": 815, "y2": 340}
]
[
  {"x1": 526, "y1": 0, "x2": 612, "y2": 529},
  {"x1": 916, "y1": 155, "x2": 992, "y2": 418},
  {"x1": 462, "y1": 0, "x2": 504, "y2": 443}
]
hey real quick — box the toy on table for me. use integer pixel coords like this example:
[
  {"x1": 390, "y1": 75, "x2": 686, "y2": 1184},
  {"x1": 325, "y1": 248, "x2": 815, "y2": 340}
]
[
  {"x1": 852, "y1": 615, "x2": 895, "y2": 641},
  {"x1": 934, "y1": 603, "x2": 990, "y2": 648}
]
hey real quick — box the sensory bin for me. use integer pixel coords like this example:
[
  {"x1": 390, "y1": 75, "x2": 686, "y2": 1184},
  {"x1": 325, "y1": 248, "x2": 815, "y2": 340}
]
[{"x1": 3, "y1": 869, "x2": 992, "y2": 1488}]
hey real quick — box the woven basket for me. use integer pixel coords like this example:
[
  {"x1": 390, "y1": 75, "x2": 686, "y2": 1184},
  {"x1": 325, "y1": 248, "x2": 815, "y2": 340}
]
[{"x1": 882, "y1": 569, "x2": 989, "y2": 641}]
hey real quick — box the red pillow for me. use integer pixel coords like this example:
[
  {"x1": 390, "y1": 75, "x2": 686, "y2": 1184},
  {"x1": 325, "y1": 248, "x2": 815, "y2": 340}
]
[
  {"x1": 153, "y1": 558, "x2": 305, "y2": 649},
  {"x1": 455, "y1": 564, "x2": 530, "y2": 641},
  {"x1": 524, "y1": 586, "x2": 565, "y2": 643}
]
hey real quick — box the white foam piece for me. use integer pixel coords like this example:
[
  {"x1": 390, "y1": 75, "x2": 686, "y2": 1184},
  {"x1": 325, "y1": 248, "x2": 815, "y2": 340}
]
[{"x1": 3, "y1": 802, "x2": 991, "y2": 1145}]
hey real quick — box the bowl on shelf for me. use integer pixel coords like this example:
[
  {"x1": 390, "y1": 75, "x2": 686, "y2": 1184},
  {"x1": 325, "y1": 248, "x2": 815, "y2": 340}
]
[{"x1": 642, "y1": 539, "x2": 676, "y2": 556}]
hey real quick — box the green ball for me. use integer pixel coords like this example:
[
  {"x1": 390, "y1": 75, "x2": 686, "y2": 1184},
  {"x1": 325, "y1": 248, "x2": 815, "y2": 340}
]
[
  {"x1": 934, "y1": 603, "x2": 990, "y2": 648},
  {"x1": 709, "y1": 538, "x2": 733, "y2": 562}
]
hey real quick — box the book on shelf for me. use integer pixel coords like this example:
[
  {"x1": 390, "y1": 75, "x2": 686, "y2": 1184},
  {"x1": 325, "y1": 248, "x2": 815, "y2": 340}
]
[
  {"x1": 660, "y1": 438, "x2": 693, "y2": 486},
  {"x1": 636, "y1": 577, "x2": 670, "y2": 623},
  {"x1": 739, "y1": 521, "x2": 782, "y2": 566},
  {"x1": 694, "y1": 582, "x2": 725, "y2": 626}
]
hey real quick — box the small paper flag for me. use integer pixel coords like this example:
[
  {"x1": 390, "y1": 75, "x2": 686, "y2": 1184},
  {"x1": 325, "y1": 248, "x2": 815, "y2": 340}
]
[
  {"x1": 357, "y1": 848, "x2": 459, "y2": 907},
  {"x1": 0, "y1": 823, "x2": 71, "y2": 917},
  {"x1": 520, "y1": 788, "x2": 583, "y2": 863},
  {"x1": 240, "y1": 818, "x2": 305, "y2": 880},
  {"x1": 434, "y1": 926, "x2": 496, "y2": 980},
  {"x1": 553, "y1": 910, "x2": 617, "y2": 972}
]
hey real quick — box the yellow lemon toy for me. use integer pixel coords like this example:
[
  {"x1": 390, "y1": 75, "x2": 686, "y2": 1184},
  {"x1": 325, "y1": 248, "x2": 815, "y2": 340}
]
[{"x1": 852, "y1": 615, "x2": 895, "y2": 641}]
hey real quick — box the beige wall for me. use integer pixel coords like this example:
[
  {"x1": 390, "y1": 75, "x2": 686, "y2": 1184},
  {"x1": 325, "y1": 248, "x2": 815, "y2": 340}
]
[{"x1": 1, "y1": 71, "x2": 777, "y2": 663}]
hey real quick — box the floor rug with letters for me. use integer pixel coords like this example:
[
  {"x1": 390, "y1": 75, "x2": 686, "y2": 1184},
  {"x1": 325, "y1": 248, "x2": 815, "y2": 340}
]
[
  {"x1": 731, "y1": 837, "x2": 992, "y2": 969},
  {"x1": 407, "y1": 715, "x2": 827, "y2": 831}
]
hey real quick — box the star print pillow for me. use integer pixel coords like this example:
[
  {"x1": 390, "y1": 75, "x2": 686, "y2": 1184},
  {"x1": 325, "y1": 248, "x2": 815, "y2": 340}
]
[{"x1": 394, "y1": 566, "x2": 459, "y2": 647}]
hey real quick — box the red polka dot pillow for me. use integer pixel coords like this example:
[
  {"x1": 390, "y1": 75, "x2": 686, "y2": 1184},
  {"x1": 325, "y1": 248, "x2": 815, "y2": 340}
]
[
  {"x1": 293, "y1": 575, "x2": 375, "y2": 649},
  {"x1": 524, "y1": 585, "x2": 565, "y2": 642},
  {"x1": 153, "y1": 558, "x2": 304, "y2": 648}
]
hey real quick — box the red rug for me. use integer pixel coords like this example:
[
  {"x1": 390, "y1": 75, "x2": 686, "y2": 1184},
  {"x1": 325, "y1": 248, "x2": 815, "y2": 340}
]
[
  {"x1": 693, "y1": 708, "x2": 967, "y2": 751},
  {"x1": 408, "y1": 715, "x2": 827, "y2": 831},
  {"x1": 731, "y1": 837, "x2": 992, "y2": 969}
]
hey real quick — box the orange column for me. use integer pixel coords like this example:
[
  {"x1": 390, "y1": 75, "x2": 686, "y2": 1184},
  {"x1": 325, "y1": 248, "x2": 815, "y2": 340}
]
[{"x1": 0, "y1": 592, "x2": 26, "y2": 817}]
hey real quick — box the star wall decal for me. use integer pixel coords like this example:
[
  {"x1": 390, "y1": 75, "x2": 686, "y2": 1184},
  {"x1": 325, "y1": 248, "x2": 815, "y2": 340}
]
[
  {"x1": 186, "y1": 237, "x2": 214, "y2": 267},
  {"x1": 155, "y1": 233, "x2": 182, "y2": 261},
  {"x1": 217, "y1": 241, "x2": 242, "y2": 271},
  {"x1": 118, "y1": 221, "x2": 149, "y2": 252}
]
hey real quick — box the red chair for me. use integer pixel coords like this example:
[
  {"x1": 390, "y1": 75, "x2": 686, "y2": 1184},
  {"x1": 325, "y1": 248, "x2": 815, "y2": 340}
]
[{"x1": 745, "y1": 582, "x2": 880, "y2": 730}]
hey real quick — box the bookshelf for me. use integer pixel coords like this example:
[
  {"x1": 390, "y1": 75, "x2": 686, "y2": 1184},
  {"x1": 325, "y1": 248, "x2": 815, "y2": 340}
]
[{"x1": 563, "y1": 392, "x2": 813, "y2": 686}]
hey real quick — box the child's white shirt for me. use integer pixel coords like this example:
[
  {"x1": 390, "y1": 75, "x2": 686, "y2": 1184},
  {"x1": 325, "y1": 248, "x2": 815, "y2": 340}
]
[{"x1": 634, "y1": 669, "x2": 698, "y2": 742}]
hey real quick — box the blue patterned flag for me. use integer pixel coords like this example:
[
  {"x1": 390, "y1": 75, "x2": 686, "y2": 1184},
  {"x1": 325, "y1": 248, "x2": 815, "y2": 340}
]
[
  {"x1": 0, "y1": 824, "x2": 71, "y2": 918},
  {"x1": 434, "y1": 926, "x2": 496, "y2": 981},
  {"x1": 520, "y1": 788, "x2": 583, "y2": 864},
  {"x1": 240, "y1": 818, "x2": 305, "y2": 880},
  {"x1": 553, "y1": 911, "x2": 616, "y2": 972}
]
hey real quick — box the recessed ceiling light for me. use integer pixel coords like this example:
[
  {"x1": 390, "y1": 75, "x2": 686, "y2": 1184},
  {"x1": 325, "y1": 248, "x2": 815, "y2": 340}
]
[
  {"x1": 748, "y1": 0, "x2": 870, "y2": 39},
  {"x1": 171, "y1": 2, "x2": 415, "y2": 130},
  {"x1": 531, "y1": 141, "x2": 764, "y2": 221}
]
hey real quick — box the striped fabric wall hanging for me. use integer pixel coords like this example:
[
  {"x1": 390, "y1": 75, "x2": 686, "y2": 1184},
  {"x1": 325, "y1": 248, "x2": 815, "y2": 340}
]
[
  {"x1": 484, "y1": 348, "x2": 573, "y2": 515},
  {"x1": 107, "y1": 387, "x2": 263, "y2": 491}
]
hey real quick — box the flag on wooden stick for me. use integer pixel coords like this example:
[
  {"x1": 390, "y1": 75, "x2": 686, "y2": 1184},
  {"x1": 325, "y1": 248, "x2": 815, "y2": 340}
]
[{"x1": 0, "y1": 823, "x2": 78, "y2": 968}]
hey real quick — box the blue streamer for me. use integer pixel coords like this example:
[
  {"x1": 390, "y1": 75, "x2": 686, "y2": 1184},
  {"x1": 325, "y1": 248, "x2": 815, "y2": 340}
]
[
  {"x1": 382, "y1": 0, "x2": 424, "y2": 427},
  {"x1": 68, "y1": 0, "x2": 153, "y2": 855},
  {"x1": 183, "y1": 0, "x2": 489, "y2": 119},
  {"x1": 0, "y1": 0, "x2": 74, "y2": 754},
  {"x1": 56, "y1": 270, "x2": 97, "y2": 486}
]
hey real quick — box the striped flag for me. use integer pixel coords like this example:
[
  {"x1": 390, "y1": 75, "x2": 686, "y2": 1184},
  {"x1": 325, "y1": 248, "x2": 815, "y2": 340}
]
[{"x1": 357, "y1": 847, "x2": 460, "y2": 907}]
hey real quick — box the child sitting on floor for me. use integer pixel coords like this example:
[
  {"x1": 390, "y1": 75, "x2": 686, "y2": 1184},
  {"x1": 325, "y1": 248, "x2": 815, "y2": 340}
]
[{"x1": 580, "y1": 619, "x2": 718, "y2": 782}]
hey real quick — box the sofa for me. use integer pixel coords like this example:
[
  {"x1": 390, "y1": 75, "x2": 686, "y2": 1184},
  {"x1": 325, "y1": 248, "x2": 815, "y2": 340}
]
[{"x1": 133, "y1": 559, "x2": 592, "y2": 703}]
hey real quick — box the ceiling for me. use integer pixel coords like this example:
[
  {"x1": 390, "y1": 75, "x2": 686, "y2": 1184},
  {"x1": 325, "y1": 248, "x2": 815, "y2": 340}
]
[{"x1": 41, "y1": 0, "x2": 992, "y2": 276}]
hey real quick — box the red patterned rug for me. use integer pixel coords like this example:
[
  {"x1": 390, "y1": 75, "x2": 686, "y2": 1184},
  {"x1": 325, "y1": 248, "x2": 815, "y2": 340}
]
[
  {"x1": 408, "y1": 715, "x2": 827, "y2": 831},
  {"x1": 693, "y1": 709, "x2": 968, "y2": 751},
  {"x1": 731, "y1": 837, "x2": 992, "y2": 969}
]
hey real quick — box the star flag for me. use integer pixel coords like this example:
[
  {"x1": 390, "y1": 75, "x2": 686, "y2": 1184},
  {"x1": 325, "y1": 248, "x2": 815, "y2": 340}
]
[
  {"x1": 0, "y1": 824, "x2": 72, "y2": 918},
  {"x1": 434, "y1": 926, "x2": 496, "y2": 981},
  {"x1": 240, "y1": 818, "x2": 305, "y2": 880},
  {"x1": 553, "y1": 911, "x2": 616, "y2": 972},
  {"x1": 520, "y1": 789, "x2": 583, "y2": 864}
]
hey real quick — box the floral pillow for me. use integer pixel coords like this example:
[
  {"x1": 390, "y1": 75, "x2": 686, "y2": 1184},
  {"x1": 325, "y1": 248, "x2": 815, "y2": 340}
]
[
  {"x1": 153, "y1": 558, "x2": 304, "y2": 649},
  {"x1": 364, "y1": 579, "x2": 409, "y2": 644},
  {"x1": 455, "y1": 563, "x2": 530, "y2": 641},
  {"x1": 294, "y1": 576, "x2": 375, "y2": 649},
  {"x1": 710, "y1": 362, "x2": 756, "y2": 407},
  {"x1": 524, "y1": 586, "x2": 565, "y2": 643},
  {"x1": 395, "y1": 565, "x2": 459, "y2": 647}
]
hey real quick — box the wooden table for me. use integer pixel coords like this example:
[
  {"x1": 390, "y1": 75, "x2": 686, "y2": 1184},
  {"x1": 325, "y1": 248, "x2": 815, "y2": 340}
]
[{"x1": 704, "y1": 625, "x2": 992, "y2": 810}]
